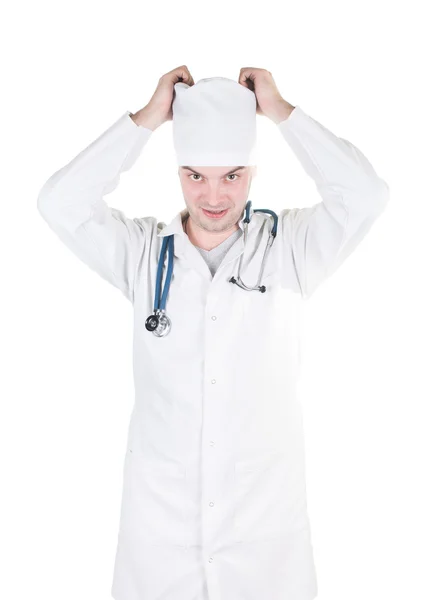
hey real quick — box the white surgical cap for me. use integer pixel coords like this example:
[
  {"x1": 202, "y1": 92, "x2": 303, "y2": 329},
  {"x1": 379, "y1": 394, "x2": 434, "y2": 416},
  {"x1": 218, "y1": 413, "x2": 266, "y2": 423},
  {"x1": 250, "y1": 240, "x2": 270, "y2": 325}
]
[{"x1": 172, "y1": 76, "x2": 257, "y2": 167}]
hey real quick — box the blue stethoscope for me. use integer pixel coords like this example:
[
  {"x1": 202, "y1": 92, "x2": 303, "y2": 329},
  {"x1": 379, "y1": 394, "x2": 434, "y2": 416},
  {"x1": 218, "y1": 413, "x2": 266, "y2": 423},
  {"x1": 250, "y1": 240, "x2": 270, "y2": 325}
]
[{"x1": 145, "y1": 200, "x2": 278, "y2": 337}]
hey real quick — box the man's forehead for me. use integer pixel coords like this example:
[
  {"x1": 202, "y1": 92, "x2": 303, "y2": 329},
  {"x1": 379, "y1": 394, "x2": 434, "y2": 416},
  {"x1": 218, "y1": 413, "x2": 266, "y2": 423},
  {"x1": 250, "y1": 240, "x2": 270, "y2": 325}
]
[{"x1": 180, "y1": 166, "x2": 247, "y2": 177}]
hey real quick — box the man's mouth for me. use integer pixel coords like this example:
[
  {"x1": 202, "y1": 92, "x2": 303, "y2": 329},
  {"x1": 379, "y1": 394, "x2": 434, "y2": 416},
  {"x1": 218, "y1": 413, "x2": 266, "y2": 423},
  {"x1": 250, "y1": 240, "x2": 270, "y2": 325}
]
[{"x1": 202, "y1": 208, "x2": 229, "y2": 219}]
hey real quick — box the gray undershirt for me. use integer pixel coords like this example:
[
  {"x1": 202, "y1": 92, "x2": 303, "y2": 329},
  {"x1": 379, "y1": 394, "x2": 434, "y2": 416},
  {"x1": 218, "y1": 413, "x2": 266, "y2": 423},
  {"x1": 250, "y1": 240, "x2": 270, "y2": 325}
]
[{"x1": 193, "y1": 227, "x2": 243, "y2": 277}]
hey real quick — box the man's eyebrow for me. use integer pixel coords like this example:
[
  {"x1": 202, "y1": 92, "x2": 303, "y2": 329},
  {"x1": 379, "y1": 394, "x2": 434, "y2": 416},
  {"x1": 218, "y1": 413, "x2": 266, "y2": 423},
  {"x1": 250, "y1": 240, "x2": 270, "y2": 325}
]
[{"x1": 181, "y1": 166, "x2": 246, "y2": 177}]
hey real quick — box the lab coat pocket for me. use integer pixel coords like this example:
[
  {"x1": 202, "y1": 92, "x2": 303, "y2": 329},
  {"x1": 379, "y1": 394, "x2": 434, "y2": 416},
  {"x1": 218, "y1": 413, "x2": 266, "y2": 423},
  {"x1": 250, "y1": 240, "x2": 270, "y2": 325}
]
[
  {"x1": 239, "y1": 267, "x2": 280, "y2": 327},
  {"x1": 233, "y1": 452, "x2": 307, "y2": 543},
  {"x1": 119, "y1": 450, "x2": 189, "y2": 547}
]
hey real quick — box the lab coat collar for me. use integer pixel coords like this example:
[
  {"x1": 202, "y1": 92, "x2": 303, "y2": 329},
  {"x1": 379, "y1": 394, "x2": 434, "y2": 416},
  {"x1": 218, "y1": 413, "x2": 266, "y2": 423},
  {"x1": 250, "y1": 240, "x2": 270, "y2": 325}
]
[{"x1": 157, "y1": 206, "x2": 247, "y2": 259}]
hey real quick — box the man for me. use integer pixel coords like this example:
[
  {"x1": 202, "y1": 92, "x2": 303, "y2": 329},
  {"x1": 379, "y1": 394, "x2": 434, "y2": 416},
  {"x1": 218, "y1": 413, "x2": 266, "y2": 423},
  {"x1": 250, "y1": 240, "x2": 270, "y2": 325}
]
[{"x1": 37, "y1": 65, "x2": 389, "y2": 600}]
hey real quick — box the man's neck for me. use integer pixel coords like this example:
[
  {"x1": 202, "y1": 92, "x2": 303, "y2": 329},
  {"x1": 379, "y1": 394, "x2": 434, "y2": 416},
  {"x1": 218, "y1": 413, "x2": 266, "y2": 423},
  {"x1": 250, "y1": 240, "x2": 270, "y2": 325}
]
[{"x1": 183, "y1": 214, "x2": 239, "y2": 251}]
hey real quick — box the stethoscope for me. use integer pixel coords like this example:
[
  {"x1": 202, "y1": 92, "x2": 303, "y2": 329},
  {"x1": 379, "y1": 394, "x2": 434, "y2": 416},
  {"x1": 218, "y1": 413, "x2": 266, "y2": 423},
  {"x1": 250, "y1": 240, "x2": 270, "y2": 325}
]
[{"x1": 145, "y1": 200, "x2": 278, "y2": 337}]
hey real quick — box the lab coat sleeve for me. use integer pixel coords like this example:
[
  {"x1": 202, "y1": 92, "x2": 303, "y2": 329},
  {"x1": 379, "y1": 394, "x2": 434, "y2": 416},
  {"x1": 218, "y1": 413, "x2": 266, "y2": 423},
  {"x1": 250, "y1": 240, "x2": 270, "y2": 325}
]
[
  {"x1": 37, "y1": 111, "x2": 153, "y2": 303},
  {"x1": 276, "y1": 106, "x2": 390, "y2": 300}
]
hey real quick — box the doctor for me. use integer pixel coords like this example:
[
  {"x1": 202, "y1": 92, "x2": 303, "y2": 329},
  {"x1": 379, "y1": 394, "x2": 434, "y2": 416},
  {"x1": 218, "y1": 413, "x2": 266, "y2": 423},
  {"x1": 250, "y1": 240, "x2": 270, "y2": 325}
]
[{"x1": 37, "y1": 65, "x2": 390, "y2": 600}]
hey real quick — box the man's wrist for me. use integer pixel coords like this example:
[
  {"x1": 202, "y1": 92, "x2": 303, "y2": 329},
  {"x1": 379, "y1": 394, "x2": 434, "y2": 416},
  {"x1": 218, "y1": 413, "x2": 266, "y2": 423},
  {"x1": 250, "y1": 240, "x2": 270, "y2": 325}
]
[
  {"x1": 130, "y1": 107, "x2": 159, "y2": 131},
  {"x1": 271, "y1": 101, "x2": 295, "y2": 125}
]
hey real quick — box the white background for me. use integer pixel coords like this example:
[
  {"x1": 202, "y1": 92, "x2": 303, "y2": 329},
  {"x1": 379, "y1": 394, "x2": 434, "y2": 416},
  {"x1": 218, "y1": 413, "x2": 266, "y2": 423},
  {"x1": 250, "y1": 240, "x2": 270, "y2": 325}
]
[{"x1": 2, "y1": 0, "x2": 433, "y2": 598}]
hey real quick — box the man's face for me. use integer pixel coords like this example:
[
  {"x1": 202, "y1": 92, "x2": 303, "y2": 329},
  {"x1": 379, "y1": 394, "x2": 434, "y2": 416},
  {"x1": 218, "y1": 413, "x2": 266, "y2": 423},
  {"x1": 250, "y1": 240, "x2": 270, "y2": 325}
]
[{"x1": 177, "y1": 165, "x2": 257, "y2": 233}]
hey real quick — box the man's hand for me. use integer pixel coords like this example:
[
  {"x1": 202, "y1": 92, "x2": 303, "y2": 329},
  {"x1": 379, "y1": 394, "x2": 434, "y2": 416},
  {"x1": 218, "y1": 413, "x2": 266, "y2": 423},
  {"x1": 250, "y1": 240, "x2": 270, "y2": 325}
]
[
  {"x1": 131, "y1": 65, "x2": 195, "y2": 130},
  {"x1": 238, "y1": 67, "x2": 295, "y2": 124}
]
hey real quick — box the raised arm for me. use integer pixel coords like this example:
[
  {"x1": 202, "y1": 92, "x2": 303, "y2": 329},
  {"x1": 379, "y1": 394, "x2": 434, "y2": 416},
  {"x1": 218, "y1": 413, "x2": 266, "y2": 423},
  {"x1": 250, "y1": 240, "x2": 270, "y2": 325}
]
[
  {"x1": 37, "y1": 65, "x2": 195, "y2": 303},
  {"x1": 276, "y1": 106, "x2": 390, "y2": 300},
  {"x1": 37, "y1": 112, "x2": 154, "y2": 303}
]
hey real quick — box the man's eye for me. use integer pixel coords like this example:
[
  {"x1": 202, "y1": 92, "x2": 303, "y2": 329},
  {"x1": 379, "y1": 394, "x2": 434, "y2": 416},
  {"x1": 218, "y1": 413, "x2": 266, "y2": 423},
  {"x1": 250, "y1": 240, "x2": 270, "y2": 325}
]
[{"x1": 188, "y1": 174, "x2": 239, "y2": 181}]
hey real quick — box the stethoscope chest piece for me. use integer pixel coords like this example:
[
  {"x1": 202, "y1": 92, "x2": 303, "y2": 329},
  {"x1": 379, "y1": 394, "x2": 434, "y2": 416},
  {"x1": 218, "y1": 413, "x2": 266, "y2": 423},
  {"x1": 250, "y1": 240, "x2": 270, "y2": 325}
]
[{"x1": 145, "y1": 309, "x2": 172, "y2": 337}]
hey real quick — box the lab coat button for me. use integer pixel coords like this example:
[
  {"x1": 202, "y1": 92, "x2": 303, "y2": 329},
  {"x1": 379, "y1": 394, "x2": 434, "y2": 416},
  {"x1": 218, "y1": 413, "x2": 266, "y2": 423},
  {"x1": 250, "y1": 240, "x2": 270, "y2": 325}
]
[
  {"x1": 209, "y1": 440, "x2": 215, "y2": 446},
  {"x1": 211, "y1": 315, "x2": 217, "y2": 320},
  {"x1": 209, "y1": 501, "x2": 214, "y2": 507},
  {"x1": 208, "y1": 557, "x2": 213, "y2": 563},
  {"x1": 211, "y1": 379, "x2": 216, "y2": 384}
]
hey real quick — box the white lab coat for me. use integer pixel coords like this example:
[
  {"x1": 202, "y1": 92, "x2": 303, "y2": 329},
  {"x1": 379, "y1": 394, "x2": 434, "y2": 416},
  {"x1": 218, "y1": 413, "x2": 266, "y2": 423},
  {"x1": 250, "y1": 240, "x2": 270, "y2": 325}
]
[{"x1": 37, "y1": 105, "x2": 389, "y2": 600}]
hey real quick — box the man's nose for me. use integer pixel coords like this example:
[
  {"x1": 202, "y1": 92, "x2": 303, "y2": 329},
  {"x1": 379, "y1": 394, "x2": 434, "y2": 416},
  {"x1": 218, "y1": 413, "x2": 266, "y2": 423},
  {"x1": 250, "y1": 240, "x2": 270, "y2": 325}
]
[
  {"x1": 205, "y1": 186, "x2": 228, "y2": 203},
  {"x1": 206, "y1": 195, "x2": 226, "y2": 204}
]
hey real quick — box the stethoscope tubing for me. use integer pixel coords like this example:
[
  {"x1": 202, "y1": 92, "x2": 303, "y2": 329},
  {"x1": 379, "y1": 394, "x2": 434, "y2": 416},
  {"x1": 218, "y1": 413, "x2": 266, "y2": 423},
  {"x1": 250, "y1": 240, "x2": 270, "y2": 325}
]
[{"x1": 145, "y1": 201, "x2": 278, "y2": 336}]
